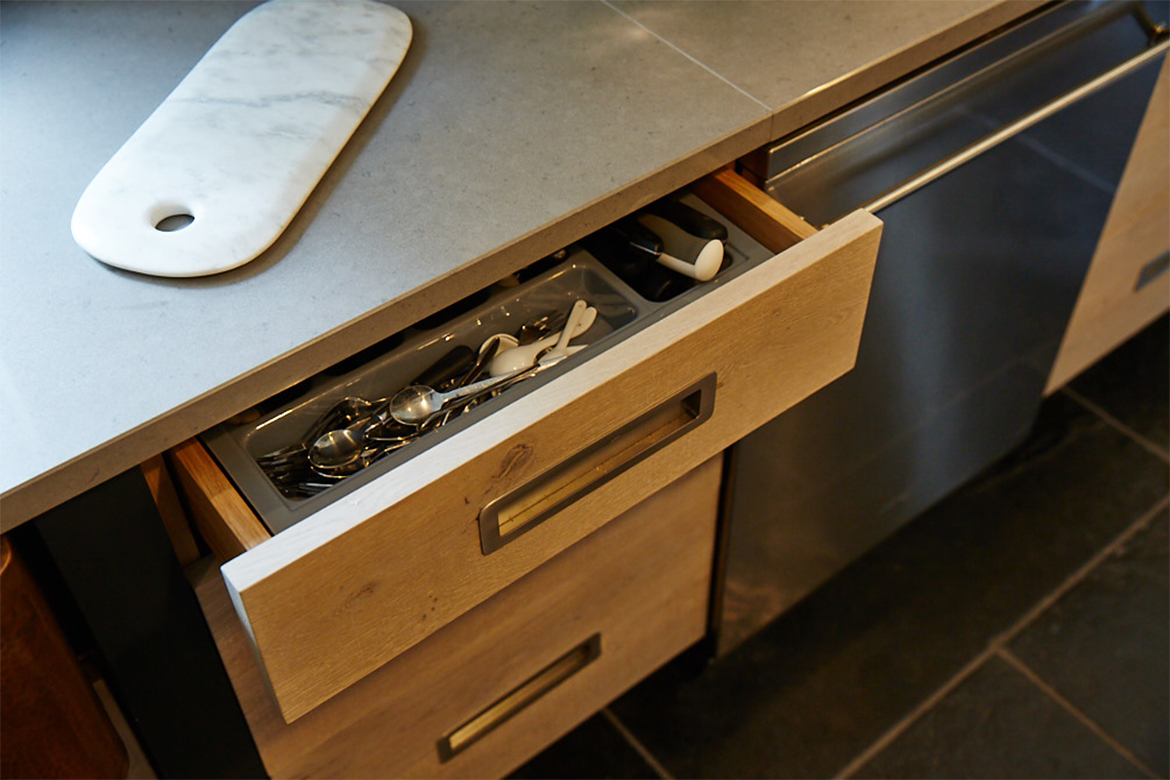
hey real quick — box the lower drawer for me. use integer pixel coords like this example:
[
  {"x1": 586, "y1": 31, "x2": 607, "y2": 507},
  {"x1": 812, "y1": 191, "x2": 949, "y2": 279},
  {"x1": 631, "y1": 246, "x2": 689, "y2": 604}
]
[{"x1": 193, "y1": 456, "x2": 722, "y2": 779}]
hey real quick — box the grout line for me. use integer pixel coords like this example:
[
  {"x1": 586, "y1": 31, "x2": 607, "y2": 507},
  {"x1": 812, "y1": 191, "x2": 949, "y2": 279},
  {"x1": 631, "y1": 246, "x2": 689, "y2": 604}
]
[
  {"x1": 1061, "y1": 385, "x2": 1170, "y2": 464},
  {"x1": 996, "y1": 648, "x2": 1161, "y2": 779},
  {"x1": 836, "y1": 650, "x2": 997, "y2": 778},
  {"x1": 835, "y1": 497, "x2": 1169, "y2": 779},
  {"x1": 602, "y1": 708, "x2": 677, "y2": 780},
  {"x1": 989, "y1": 495, "x2": 1170, "y2": 648},
  {"x1": 599, "y1": 1, "x2": 773, "y2": 113}
]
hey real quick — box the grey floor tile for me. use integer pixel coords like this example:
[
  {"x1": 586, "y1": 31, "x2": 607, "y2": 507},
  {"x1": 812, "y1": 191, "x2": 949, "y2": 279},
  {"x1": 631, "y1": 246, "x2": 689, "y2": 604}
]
[
  {"x1": 1070, "y1": 314, "x2": 1169, "y2": 452},
  {"x1": 1009, "y1": 509, "x2": 1169, "y2": 777},
  {"x1": 508, "y1": 714, "x2": 659, "y2": 780},
  {"x1": 855, "y1": 656, "x2": 1146, "y2": 779},
  {"x1": 606, "y1": 393, "x2": 1168, "y2": 779}
]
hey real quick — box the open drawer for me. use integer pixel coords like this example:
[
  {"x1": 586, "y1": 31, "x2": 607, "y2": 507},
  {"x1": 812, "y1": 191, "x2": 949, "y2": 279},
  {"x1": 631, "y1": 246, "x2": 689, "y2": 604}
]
[
  {"x1": 193, "y1": 457, "x2": 722, "y2": 779},
  {"x1": 169, "y1": 169, "x2": 882, "y2": 722}
]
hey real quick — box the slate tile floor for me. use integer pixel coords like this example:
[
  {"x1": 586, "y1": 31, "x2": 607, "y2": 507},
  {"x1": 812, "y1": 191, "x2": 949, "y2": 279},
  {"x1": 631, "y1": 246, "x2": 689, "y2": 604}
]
[{"x1": 512, "y1": 315, "x2": 1169, "y2": 780}]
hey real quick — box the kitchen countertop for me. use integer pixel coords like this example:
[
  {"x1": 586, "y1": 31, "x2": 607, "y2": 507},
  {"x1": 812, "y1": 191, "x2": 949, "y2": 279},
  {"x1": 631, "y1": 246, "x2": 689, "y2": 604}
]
[{"x1": 0, "y1": 0, "x2": 1036, "y2": 530}]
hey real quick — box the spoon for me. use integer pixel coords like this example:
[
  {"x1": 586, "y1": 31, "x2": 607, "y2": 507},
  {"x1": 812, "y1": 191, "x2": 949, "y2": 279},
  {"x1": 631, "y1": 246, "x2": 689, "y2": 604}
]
[
  {"x1": 308, "y1": 403, "x2": 392, "y2": 469},
  {"x1": 422, "y1": 335, "x2": 509, "y2": 429},
  {"x1": 310, "y1": 446, "x2": 381, "y2": 477},
  {"x1": 488, "y1": 303, "x2": 596, "y2": 376},
  {"x1": 416, "y1": 351, "x2": 571, "y2": 432},
  {"x1": 474, "y1": 306, "x2": 562, "y2": 364},
  {"x1": 541, "y1": 299, "x2": 587, "y2": 361},
  {"x1": 388, "y1": 368, "x2": 532, "y2": 426},
  {"x1": 457, "y1": 334, "x2": 507, "y2": 388},
  {"x1": 637, "y1": 214, "x2": 723, "y2": 281},
  {"x1": 259, "y1": 396, "x2": 375, "y2": 464}
]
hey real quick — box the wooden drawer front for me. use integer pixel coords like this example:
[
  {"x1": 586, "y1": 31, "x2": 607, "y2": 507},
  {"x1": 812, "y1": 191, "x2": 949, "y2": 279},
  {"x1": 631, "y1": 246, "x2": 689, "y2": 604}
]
[
  {"x1": 180, "y1": 171, "x2": 881, "y2": 722},
  {"x1": 195, "y1": 457, "x2": 722, "y2": 779},
  {"x1": 1047, "y1": 54, "x2": 1169, "y2": 392}
]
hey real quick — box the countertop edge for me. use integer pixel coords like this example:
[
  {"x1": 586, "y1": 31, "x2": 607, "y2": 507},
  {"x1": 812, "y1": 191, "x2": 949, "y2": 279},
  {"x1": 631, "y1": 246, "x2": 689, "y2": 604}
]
[
  {"x1": 765, "y1": 0, "x2": 1048, "y2": 141},
  {"x1": 0, "y1": 115, "x2": 774, "y2": 532},
  {"x1": 0, "y1": 0, "x2": 1041, "y2": 532}
]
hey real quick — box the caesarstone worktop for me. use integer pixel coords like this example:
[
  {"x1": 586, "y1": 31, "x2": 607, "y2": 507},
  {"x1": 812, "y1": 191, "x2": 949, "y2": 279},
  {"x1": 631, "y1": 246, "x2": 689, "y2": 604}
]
[{"x1": 0, "y1": 0, "x2": 1036, "y2": 529}]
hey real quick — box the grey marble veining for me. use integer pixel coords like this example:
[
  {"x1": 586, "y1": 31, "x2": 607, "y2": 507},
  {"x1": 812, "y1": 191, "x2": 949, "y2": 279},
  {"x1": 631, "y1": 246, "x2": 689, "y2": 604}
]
[
  {"x1": 0, "y1": 0, "x2": 773, "y2": 524},
  {"x1": 71, "y1": 0, "x2": 412, "y2": 277},
  {"x1": 0, "y1": 0, "x2": 1033, "y2": 527}
]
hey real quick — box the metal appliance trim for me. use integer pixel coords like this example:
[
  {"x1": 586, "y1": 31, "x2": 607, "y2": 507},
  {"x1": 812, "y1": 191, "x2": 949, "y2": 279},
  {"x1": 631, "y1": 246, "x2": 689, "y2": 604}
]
[{"x1": 862, "y1": 39, "x2": 1169, "y2": 212}]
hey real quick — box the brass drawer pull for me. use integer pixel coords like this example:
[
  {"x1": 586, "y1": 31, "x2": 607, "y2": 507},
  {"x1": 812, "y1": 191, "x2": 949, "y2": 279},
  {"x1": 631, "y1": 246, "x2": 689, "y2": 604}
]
[
  {"x1": 438, "y1": 634, "x2": 602, "y2": 762},
  {"x1": 479, "y1": 374, "x2": 716, "y2": 554}
]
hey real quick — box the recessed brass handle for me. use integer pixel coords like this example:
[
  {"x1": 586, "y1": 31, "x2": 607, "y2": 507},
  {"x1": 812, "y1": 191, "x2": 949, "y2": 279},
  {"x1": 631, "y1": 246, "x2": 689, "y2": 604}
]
[
  {"x1": 437, "y1": 634, "x2": 602, "y2": 762},
  {"x1": 478, "y1": 374, "x2": 716, "y2": 554}
]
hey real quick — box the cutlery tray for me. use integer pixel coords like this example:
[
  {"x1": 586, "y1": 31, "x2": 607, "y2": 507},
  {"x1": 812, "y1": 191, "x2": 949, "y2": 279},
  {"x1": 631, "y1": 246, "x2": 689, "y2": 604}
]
[{"x1": 202, "y1": 193, "x2": 773, "y2": 534}]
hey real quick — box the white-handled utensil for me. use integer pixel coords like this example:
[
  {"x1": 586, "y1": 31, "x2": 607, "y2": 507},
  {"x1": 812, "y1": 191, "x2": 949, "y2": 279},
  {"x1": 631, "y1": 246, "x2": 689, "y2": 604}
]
[
  {"x1": 488, "y1": 302, "x2": 596, "y2": 376},
  {"x1": 638, "y1": 214, "x2": 724, "y2": 281}
]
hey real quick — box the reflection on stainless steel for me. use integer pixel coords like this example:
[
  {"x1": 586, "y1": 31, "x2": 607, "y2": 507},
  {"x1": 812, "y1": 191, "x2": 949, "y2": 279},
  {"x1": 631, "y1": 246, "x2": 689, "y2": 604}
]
[
  {"x1": 720, "y1": 0, "x2": 1168, "y2": 654},
  {"x1": 864, "y1": 38, "x2": 1168, "y2": 212}
]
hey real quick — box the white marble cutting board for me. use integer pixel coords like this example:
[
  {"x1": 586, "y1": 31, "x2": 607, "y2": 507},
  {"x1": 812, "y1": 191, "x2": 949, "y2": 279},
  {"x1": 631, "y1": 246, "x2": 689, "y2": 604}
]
[{"x1": 71, "y1": 0, "x2": 412, "y2": 278}]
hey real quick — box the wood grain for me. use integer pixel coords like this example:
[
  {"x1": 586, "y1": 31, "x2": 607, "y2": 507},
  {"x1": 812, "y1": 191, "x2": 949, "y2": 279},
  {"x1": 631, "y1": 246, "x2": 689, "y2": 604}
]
[
  {"x1": 1, "y1": 536, "x2": 129, "y2": 779},
  {"x1": 141, "y1": 454, "x2": 201, "y2": 567},
  {"x1": 1047, "y1": 54, "x2": 1169, "y2": 392},
  {"x1": 167, "y1": 439, "x2": 271, "y2": 562},
  {"x1": 211, "y1": 201, "x2": 880, "y2": 721},
  {"x1": 194, "y1": 457, "x2": 722, "y2": 779},
  {"x1": 692, "y1": 167, "x2": 818, "y2": 250}
]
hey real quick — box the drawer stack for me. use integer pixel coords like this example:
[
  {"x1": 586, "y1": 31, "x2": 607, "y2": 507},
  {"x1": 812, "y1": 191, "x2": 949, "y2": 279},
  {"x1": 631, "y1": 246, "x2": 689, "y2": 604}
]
[
  {"x1": 194, "y1": 456, "x2": 721, "y2": 778},
  {"x1": 169, "y1": 168, "x2": 881, "y2": 776}
]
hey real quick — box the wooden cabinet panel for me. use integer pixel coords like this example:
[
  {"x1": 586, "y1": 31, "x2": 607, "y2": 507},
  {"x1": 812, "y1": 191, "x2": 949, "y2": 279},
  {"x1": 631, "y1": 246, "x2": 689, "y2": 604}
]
[
  {"x1": 1048, "y1": 54, "x2": 1170, "y2": 392},
  {"x1": 1, "y1": 537, "x2": 128, "y2": 779},
  {"x1": 193, "y1": 457, "x2": 722, "y2": 779}
]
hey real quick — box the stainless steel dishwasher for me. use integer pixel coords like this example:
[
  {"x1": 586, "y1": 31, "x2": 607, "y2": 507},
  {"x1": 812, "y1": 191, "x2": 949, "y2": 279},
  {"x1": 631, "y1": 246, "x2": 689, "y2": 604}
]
[{"x1": 718, "y1": 0, "x2": 1169, "y2": 653}]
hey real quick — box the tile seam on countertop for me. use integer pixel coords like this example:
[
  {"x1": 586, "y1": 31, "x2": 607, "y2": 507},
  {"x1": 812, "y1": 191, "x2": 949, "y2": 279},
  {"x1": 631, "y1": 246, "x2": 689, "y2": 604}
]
[
  {"x1": 598, "y1": 1, "x2": 772, "y2": 113},
  {"x1": 834, "y1": 495, "x2": 1170, "y2": 779},
  {"x1": 602, "y1": 707, "x2": 676, "y2": 780},
  {"x1": 996, "y1": 647, "x2": 1161, "y2": 779},
  {"x1": 1061, "y1": 385, "x2": 1170, "y2": 464}
]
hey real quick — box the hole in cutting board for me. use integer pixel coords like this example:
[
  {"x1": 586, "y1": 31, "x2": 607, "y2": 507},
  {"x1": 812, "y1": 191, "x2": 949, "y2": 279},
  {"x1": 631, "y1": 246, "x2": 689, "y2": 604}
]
[{"x1": 155, "y1": 213, "x2": 194, "y2": 232}]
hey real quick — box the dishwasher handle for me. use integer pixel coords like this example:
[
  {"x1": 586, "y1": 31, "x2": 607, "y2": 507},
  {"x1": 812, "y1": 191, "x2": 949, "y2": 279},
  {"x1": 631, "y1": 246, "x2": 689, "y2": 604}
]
[{"x1": 863, "y1": 36, "x2": 1169, "y2": 213}]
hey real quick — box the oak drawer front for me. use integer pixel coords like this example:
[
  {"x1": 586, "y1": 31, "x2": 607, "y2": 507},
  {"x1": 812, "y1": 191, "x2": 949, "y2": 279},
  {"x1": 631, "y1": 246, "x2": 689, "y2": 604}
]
[
  {"x1": 195, "y1": 457, "x2": 722, "y2": 779},
  {"x1": 177, "y1": 172, "x2": 882, "y2": 722},
  {"x1": 1047, "y1": 54, "x2": 1170, "y2": 392}
]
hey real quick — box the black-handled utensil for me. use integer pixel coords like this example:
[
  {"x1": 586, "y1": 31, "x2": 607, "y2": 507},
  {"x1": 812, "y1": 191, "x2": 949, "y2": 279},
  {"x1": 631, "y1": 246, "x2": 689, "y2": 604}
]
[
  {"x1": 609, "y1": 213, "x2": 723, "y2": 282},
  {"x1": 410, "y1": 344, "x2": 476, "y2": 390},
  {"x1": 609, "y1": 216, "x2": 664, "y2": 257},
  {"x1": 579, "y1": 226, "x2": 694, "y2": 302},
  {"x1": 644, "y1": 196, "x2": 729, "y2": 242}
]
